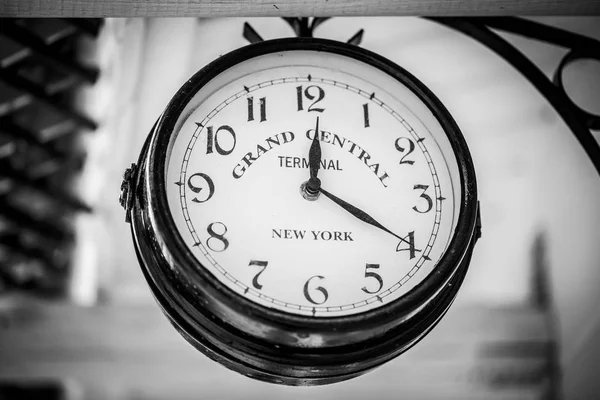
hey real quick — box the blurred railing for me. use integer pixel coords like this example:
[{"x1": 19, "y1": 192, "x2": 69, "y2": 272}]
[{"x1": 0, "y1": 18, "x2": 101, "y2": 297}]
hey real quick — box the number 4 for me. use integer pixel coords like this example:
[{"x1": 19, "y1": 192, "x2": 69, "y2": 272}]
[{"x1": 396, "y1": 231, "x2": 421, "y2": 260}]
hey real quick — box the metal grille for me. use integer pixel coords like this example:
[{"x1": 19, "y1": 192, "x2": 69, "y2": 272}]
[{"x1": 0, "y1": 18, "x2": 101, "y2": 297}]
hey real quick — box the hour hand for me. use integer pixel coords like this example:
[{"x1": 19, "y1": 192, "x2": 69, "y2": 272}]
[{"x1": 307, "y1": 117, "x2": 321, "y2": 193}]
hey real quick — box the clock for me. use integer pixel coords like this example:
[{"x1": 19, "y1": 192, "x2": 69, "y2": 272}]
[{"x1": 120, "y1": 37, "x2": 480, "y2": 385}]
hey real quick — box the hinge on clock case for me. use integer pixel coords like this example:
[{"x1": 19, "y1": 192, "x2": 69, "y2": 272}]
[
  {"x1": 475, "y1": 201, "x2": 482, "y2": 241},
  {"x1": 119, "y1": 163, "x2": 137, "y2": 223}
]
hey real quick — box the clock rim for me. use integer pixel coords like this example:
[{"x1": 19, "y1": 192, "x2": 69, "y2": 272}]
[
  {"x1": 144, "y1": 37, "x2": 478, "y2": 334},
  {"x1": 130, "y1": 197, "x2": 475, "y2": 383}
]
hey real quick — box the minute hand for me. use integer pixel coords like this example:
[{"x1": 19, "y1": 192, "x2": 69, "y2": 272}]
[{"x1": 319, "y1": 187, "x2": 409, "y2": 245}]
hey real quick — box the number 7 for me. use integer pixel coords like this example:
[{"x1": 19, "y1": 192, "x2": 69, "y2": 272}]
[{"x1": 248, "y1": 260, "x2": 268, "y2": 290}]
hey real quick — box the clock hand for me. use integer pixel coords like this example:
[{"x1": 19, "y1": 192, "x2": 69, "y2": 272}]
[
  {"x1": 307, "y1": 116, "x2": 322, "y2": 194},
  {"x1": 318, "y1": 186, "x2": 409, "y2": 245}
]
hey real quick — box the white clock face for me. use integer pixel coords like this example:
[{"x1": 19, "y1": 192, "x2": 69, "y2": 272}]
[{"x1": 165, "y1": 48, "x2": 461, "y2": 317}]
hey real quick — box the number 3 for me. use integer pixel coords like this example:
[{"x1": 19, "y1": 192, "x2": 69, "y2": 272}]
[{"x1": 413, "y1": 184, "x2": 433, "y2": 214}]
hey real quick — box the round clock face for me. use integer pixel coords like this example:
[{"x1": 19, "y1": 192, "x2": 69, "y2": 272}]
[{"x1": 164, "y1": 46, "x2": 462, "y2": 317}]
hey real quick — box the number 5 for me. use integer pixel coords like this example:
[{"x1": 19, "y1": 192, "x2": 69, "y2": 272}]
[{"x1": 361, "y1": 264, "x2": 383, "y2": 294}]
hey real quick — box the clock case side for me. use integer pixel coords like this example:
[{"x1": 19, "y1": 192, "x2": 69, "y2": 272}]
[{"x1": 126, "y1": 38, "x2": 480, "y2": 384}]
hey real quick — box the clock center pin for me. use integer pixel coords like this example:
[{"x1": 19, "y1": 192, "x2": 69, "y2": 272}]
[{"x1": 300, "y1": 178, "x2": 321, "y2": 201}]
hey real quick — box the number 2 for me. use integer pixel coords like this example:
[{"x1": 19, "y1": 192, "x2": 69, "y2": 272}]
[{"x1": 395, "y1": 137, "x2": 415, "y2": 165}]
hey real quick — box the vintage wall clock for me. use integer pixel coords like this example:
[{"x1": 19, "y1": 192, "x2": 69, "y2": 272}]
[{"x1": 119, "y1": 37, "x2": 481, "y2": 385}]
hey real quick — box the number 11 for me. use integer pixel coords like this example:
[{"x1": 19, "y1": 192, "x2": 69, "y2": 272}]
[{"x1": 248, "y1": 96, "x2": 266, "y2": 122}]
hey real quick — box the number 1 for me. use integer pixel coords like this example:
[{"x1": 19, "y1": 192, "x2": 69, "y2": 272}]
[{"x1": 363, "y1": 103, "x2": 370, "y2": 128}]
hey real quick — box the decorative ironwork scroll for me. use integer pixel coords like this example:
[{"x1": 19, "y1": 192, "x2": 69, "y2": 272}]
[{"x1": 244, "y1": 17, "x2": 600, "y2": 177}]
